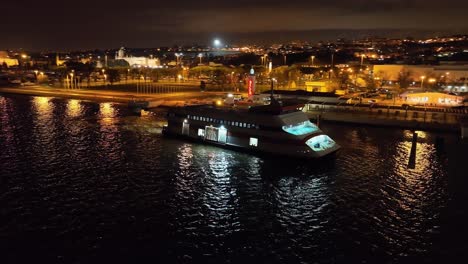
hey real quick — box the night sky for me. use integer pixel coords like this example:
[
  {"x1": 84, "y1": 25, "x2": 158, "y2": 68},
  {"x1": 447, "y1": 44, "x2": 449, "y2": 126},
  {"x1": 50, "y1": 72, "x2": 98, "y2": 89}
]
[{"x1": 2, "y1": 0, "x2": 468, "y2": 50}]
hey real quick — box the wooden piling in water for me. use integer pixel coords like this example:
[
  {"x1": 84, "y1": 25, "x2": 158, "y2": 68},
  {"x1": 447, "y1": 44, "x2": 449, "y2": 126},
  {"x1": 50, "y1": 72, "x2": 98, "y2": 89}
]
[{"x1": 408, "y1": 131, "x2": 418, "y2": 168}]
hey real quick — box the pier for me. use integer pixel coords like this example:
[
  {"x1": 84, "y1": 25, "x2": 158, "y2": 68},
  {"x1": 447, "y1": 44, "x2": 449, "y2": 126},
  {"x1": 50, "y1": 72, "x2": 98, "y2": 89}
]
[{"x1": 306, "y1": 102, "x2": 467, "y2": 133}]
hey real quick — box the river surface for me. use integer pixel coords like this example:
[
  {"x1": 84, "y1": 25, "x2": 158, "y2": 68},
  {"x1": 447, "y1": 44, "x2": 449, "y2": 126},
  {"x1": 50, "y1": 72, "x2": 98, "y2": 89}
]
[{"x1": 1, "y1": 94, "x2": 467, "y2": 263}]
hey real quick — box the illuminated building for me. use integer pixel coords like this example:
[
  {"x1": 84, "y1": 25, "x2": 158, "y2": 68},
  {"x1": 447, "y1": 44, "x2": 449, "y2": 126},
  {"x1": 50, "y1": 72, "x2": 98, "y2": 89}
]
[
  {"x1": 403, "y1": 92, "x2": 464, "y2": 106},
  {"x1": 0, "y1": 51, "x2": 19, "y2": 67},
  {"x1": 115, "y1": 47, "x2": 161, "y2": 68},
  {"x1": 55, "y1": 53, "x2": 66, "y2": 66}
]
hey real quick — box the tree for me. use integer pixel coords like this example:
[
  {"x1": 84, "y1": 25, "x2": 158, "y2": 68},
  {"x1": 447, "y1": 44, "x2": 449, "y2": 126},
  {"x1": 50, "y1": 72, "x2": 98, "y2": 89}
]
[
  {"x1": 271, "y1": 66, "x2": 289, "y2": 88},
  {"x1": 338, "y1": 71, "x2": 350, "y2": 88},
  {"x1": 397, "y1": 70, "x2": 412, "y2": 90},
  {"x1": 363, "y1": 74, "x2": 377, "y2": 91},
  {"x1": 108, "y1": 59, "x2": 130, "y2": 68},
  {"x1": 287, "y1": 65, "x2": 301, "y2": 89},
  {"x1": 375, "y1": 71, "x2": 390, "y2": 88},
  {"x1": 106, "y1": 69, "x2": 120, "y2": 85}
]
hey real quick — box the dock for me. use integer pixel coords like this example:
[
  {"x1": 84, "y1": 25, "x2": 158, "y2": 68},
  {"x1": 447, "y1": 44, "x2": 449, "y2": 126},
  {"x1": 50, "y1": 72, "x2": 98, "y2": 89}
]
[{"x1": 306, "y1": 103, "x2": 467, "y2": 133}]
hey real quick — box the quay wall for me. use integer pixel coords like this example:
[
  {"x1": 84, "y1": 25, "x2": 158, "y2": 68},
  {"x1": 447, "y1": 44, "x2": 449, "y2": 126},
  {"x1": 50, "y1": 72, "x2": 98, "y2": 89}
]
[{"x1": 306, "y1": 104, "x2": 466, "y2": 132}]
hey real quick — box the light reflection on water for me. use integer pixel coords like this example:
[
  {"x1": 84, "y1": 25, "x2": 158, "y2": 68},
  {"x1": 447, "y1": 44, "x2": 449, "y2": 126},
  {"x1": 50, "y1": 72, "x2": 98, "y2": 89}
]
[
  {"x1": 67, "y1": 99, "x2": 81, "y2": 117},
  {"x1": 0, "y1": 94, "x2": 465, "y2": 263},
  {"x1": 33, "y1": 96, "x2": 52, "y2": 119}
]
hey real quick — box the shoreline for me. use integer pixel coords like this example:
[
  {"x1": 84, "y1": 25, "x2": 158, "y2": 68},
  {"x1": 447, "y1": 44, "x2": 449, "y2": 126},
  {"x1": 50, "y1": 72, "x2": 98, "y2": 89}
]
[
  {"x1": 307, "y1": 110, "x2": 463, "y2": 133},
  {"x1": 2, "y1": 86, "x2": 465, "y2": 134},
  {"x1": 0, "y1": 86, "x2": 225, "y2": 106}
]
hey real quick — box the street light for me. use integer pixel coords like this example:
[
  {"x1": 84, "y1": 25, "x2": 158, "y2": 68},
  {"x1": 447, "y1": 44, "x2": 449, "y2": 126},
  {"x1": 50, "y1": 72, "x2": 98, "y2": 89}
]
[
  {"x1": 70, "y1": 73, "x2": 74, "y2": 89},
  {"x1": 420, "y1": 76, "x2": 426, "y2": 90},
  {"x1": 428, "y1": 78, "x2": 436, "y2": 90},
  {"x1": 213, "y1": 39, "x2": 222, "y2": 48},
  {"x1": 311, "y1": 55, "x2": 315, "y2": 67},
  {"x1": 360, "y1": 54, "x2": 365, "y2": 71},
  {"x1": 198, "y1": 53, "x2": 203, "y2": 64},
  {"x1": 33, "y1": 70, "x2": 39, "y2": 83},
  {"x1": 175, "y1": 53, "x2": 183, "y2": 65}
]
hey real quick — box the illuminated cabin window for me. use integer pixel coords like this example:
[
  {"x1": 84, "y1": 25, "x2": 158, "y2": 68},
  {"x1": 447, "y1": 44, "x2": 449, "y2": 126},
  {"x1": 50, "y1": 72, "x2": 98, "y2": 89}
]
[
  {"x1": 205, "y1": 126, "x2": 218, "y2": 141},
  {"x1": 198, "y1": 128, "x2": 205, "y2": 137},
  {"x1": 249, "y1": 137, "x2": 258, "y2": 147},
  {"x1": 218, "y1": 126, "x2": 227, "y2": 143},
  {"x1": 282, "y1": 121, "x2": 319, "y2": 136},
  {"x1": 305, "y1": 135, "x2": 335, "y2": 151}
]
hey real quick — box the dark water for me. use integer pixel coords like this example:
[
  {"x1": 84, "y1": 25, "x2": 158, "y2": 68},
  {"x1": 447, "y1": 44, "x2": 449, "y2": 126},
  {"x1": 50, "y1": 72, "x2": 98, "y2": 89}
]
[{"x1": 1, "y1": 94, "x2": 467, "y2": 263}]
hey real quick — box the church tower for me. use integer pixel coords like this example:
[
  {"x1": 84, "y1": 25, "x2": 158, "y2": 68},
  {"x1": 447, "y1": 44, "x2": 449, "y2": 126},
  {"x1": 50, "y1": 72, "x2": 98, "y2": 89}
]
[{"x1": 116, "y1": 47, "x2": 125, "y2": 59}]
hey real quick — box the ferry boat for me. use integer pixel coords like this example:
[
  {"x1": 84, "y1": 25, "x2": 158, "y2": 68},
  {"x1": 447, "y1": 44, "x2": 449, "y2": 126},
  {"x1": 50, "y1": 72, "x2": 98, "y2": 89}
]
[{"x1": 162, "y1": 98, "x2": 340, "y2": 159}]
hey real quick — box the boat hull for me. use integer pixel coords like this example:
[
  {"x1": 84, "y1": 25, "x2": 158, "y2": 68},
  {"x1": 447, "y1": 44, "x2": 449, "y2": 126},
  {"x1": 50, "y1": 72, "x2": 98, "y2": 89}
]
[{"x1": 163, "y1": 126, "x2": 340, "y2": 159}]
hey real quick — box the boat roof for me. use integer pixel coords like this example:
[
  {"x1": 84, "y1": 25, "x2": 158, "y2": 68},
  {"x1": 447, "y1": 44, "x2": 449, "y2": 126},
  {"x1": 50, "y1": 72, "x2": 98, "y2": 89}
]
[{"x1": 169, "y1": 103, "x2": 309, "y2": 127}]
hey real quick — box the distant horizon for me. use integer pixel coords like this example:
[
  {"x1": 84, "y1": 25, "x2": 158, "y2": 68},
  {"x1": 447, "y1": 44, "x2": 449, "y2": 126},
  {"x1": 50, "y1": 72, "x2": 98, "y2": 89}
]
[{"x1": 3, "y1": 28, "x2": 468, "y2": 53}]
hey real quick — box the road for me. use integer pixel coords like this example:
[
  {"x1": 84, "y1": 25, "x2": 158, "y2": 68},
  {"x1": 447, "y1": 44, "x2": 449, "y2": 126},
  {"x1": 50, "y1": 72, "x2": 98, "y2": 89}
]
[{"x1": 0, "y1": 86, "x2": 231, "y2": 104}]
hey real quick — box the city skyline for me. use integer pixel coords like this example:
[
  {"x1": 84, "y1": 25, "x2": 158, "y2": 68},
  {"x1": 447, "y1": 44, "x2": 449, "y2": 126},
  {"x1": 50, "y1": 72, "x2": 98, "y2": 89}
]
[{"x1": 2, "y1": 0, "x2": 468, "y2": 50}]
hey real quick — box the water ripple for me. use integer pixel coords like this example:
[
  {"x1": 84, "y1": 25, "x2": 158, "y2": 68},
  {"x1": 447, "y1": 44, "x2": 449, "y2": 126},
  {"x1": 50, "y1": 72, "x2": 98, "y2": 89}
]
[{"x1": 0, "y1": 94, "x2": 465, "y2": 263}]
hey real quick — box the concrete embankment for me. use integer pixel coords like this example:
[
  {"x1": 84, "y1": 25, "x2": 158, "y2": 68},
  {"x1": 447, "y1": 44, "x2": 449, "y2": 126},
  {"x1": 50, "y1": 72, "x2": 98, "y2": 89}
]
[
  {"x1": 307, "y1": 109, "x2": 464, "y2": 133},
  {"x1": 0, "y1": 86, "x2": 224, "y2": 106}
]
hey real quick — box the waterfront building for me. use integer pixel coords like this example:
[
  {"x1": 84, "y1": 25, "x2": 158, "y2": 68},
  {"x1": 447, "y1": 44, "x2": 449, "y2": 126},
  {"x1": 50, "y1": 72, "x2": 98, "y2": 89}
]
[
  {"x1": 401, "y1": 92, "x2": 464, "y2": 106},
  {"x1": 115, "y1": 47, "x2": 161, "y2": 68},
  {"x1": 373, "y1": 64, "x2": 468, "y2": 84},
  {"x1": 55, "y1": 53, "x2": 66, "y2": 67},
  {"x1": 371, "y1": 64, "x2": 468, "y2": 92},
  {"x1": 305, "y1": 80, "x2": 339, "y2": 93},
  {"x1": 0, "y1": 51, "x2": 19, "y2": 67}
]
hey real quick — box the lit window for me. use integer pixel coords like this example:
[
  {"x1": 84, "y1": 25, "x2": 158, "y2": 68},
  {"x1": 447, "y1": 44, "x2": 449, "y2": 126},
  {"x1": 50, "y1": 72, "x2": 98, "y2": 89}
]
[
  {"x1": 198, "y1": 128, "x2": 205, "y2": 137},
  {"x1": 249, "y1": 137, "x2": 258, "y2": 147}
]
